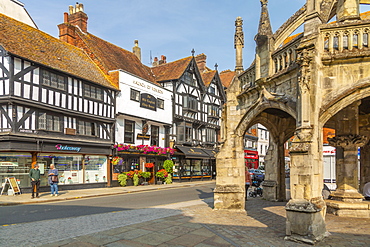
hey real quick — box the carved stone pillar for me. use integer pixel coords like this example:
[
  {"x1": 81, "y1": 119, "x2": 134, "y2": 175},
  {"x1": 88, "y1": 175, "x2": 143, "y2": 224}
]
[
  {"x1": 214, "y1": 134, "x2": 245, "y2": 211},
  {"x1": 328, "y1": 102, "x2": 368, "y2": 202},
  {"x1": 263, "y1": 139, "x2": 278, "y2": 201},
  {"x1": 286, "y1": 127, "x2": 327, "y2": 244},
  {"x1": 328, "y1": 135, "x2": 367, "y2": 202}
]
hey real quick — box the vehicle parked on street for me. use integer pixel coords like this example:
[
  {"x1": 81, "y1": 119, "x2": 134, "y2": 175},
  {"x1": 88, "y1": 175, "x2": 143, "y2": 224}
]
[{"x1": 248, "y1": 169, "x2": 265, "y2": 182}]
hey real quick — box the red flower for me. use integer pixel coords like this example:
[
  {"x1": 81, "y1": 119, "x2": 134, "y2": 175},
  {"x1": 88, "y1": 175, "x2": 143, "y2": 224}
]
[{"x1": 145, "y1": 163, "x2": 154, "y2": 168}]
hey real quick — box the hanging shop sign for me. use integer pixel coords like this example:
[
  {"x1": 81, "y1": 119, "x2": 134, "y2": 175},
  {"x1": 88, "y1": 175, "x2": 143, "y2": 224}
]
[
  {"x1": 55, "y1": 144, "x2": 81, "y2": 152},
  {"x1": 140, "y1": 93, "x2": 157, "y2": 111},
  {"x1": 137, "y1": 134, "x2": 151, "y2": 140}
]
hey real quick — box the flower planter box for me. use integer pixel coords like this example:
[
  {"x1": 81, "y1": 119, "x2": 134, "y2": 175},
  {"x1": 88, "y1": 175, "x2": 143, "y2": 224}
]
[{"x1": 126, "y1": 179, "x2": 133, "y2": 186}]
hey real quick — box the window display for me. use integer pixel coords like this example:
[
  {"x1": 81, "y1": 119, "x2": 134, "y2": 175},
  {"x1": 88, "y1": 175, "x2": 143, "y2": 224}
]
[{"x1": 0, "y1": 153, "x2": 32, "y2": 188}]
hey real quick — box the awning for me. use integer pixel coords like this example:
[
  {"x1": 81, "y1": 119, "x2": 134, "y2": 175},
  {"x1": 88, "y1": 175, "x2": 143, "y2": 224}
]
[
  {"x1": 202, "y1": 149, "x2": 218, "y2": 160},
  {"x1": 176, "y1": 146, "x2": 210, "y2": 159}
]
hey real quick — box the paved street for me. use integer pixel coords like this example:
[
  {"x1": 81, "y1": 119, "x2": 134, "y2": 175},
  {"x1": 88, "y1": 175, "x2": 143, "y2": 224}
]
[{"x1": 1, "y1": 181, "x2": 370, "y2": 246}]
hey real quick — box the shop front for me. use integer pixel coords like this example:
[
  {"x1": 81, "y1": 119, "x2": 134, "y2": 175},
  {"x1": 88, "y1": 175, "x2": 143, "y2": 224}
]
[
  {"x1": 0, "y1": 139, "x2": 112, "y2": 190},
  {"x1": 112, "y1": 144, "x2": 175, "y2": 185},
  {"x1": 172, "y1": 146, "x2": 217, "y2": 181}
]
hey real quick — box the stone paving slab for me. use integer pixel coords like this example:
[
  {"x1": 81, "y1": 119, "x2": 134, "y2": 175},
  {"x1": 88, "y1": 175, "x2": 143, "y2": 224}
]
[
  {"x1": 1, "y1": 181, "x2": 370, "y2": 246},
  {"x1": 0, "y1": 181, "x2": 214, "y2": 206}
]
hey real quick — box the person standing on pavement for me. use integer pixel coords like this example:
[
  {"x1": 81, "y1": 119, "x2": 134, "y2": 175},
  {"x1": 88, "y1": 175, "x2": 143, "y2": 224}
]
[
  {"x1": 29, "y1": 164, "x2": 41, "y2": 199},
  {"x1": 48, "y1": 164, "x2": 59, "y2": 196},
  {"x1": 245, "y1": 168, "x2": 252, "y2": 201}
]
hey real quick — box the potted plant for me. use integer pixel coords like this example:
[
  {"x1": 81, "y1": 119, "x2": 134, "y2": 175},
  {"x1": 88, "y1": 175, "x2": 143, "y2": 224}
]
[
  {"x1": 118, "y1": 173, "x2": 128, "y2": 186},
  {"x1": 163, "y1": 160, "x2": 174, "y2": 184},
  {"x1": 141, "y1": 172, "x2": 151, "y2": 185},
  {"x1": 156, "y1": 169, "x2": 168, "y2": 184}
]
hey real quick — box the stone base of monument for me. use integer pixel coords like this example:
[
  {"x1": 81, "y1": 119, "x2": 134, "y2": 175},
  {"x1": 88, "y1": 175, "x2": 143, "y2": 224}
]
[{"x1": 326, "y1": 200, "x2": 370, "y2": 218}]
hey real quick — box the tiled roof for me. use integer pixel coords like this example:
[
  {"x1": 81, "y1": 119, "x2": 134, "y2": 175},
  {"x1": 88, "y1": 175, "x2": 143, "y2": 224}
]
[
  {"x1": 201, "y1": 70, "x2": 216, "y2": 87},
  {"x1": 0, "y1": 13, "x2": 116, "y2": 89},
  {"x1": 151, "y1": 56, "x2": 193, "y2": 82},
  {"x1": 219, "y1": 70, "x2": 235, "y2": 88},
  {"x1": 75, "y1": 30, "x2": 156, "y2": 83}
]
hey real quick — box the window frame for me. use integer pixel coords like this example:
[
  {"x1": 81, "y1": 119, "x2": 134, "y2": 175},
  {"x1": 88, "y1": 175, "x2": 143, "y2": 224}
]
[
  {"x1": 37, "y1": 112, "x2": 61, "y2": 132},
  {"x1": 150, "y1": 125, "x2": 159, "y2": 146},
  {"x1": 124, "y1": 120, "x2": 135, "y2": 143},
  {"x1": 157, "y1": 98, "x2": 164, "y2": 109},
  {"x1": 130, "y1": 89, "x2": 140, "y2": 102},
  {"x1": 41, "y1": 70, "x2": 66, "y2": 90}
]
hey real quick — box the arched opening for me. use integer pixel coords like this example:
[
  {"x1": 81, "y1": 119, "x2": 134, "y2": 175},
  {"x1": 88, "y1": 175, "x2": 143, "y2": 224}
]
[{"x1": 320, "y1": 94, "x2": 370, "y2": 215}]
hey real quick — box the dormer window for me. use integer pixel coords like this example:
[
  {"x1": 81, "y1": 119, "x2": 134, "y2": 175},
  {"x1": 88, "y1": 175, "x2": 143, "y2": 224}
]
[{"x1": 209, "y1": 86, "x2": 215, "y2": 94}]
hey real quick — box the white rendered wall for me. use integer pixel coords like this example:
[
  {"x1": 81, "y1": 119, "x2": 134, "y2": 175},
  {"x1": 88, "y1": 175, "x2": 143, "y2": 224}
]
[
  {"x1": 116, "y1": 71, "x2": 172, "y2": 125},
  {"x1": 0, "y1": 0, "x2": 37, "y2": 28}
]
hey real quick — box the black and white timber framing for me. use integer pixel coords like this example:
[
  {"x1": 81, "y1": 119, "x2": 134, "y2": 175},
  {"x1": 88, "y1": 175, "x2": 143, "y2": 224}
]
[
  {"x1": 0, "y1": 45, "x2": 117, "y2": 152},
  {"x1": 161, "y1": 59, "x2": 226, "y2": 148}
]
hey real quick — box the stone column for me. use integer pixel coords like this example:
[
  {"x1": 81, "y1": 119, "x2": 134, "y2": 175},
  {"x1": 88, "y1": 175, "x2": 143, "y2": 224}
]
[
  {"x1": 214, "y1": 133, "x2": 245, "y2": 211},
  {"x1": 263, "y1": 139, "x2": 279, "y2": 201},
  {"x1": 328, "y1": 103, "x2": 367, "y2": 202}
]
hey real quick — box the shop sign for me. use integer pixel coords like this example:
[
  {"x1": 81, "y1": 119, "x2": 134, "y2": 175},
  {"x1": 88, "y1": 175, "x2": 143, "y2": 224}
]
[
  {"x1": 137, "y1": 134, "x2": 151, "y2": 140},
  {"x1": 0, "y1": 162, "x2": 18, "y2": 166},
  {"x1": 55, "y1": 144, "x2": 81, "y2": 152},
  {"x1": 140, "y1": 93, "x2": 157, "y2": 111}
]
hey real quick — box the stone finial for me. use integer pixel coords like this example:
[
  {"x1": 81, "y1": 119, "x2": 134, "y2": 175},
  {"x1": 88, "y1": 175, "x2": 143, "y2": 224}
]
[
  {"x1": 260, "y1": 0, "x2": 268, "y2": 6},
  {"x1": 234, "y1": 16, "x2": 244, "y2": 73}
]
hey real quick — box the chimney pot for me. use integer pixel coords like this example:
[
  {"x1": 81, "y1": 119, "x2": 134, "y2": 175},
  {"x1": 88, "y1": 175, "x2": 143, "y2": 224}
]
[{"x1": 64, "y1": 12, "x2": 69, "y2": 23}]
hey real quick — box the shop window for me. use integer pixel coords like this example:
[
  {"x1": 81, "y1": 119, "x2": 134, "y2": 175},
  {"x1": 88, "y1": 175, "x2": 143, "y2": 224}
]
[
  {"x1": 78, "y1": 120, "x2": 97, "y2": 136},
  {"x1": 151, "y1": 125, "x2": 159, "y2": 146},
  {"x1": 130, "y1": 89, "x2": 140, "y2": 102},
  {"x1": 0, "y1": 152, "x2": 32, "y2": 188},
  {"x1": 124, "y1": 120, "x2": 135, "y2": 143},
  {"x1": 38, "y1": 113, "x2": 61, "y2": 132}
]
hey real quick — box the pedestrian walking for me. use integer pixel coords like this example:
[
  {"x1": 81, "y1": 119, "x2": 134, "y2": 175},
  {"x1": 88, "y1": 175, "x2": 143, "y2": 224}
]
[
  {"x1": 29, "y1": 164, "x2": 41, "y2": 199},
  {"x1": 48, "y1": 164, "x2": 59, "y2": 196},
  {"x1": 245, "y1": 168, "x2": 252, "y2": 201}
]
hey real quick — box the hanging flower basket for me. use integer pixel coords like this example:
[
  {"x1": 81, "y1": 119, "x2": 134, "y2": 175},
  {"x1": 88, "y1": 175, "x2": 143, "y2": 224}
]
[
  {"x1": 114, "y1": 144, "x2": 175, "y2": 156},
  {"x1": 145, "y1": 163, "x2": 154, "y2": 168}
]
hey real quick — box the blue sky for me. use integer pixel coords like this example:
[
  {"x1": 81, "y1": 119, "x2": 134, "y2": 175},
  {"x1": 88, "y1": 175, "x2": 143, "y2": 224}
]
[{"x1": 20, "y1": 1, "x2": 370, "y2": 72}]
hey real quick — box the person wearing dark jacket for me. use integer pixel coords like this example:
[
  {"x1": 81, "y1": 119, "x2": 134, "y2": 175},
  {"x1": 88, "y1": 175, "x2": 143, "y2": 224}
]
[{"x1": 29, "y1": 164, "x2": 41, "y2": 199}]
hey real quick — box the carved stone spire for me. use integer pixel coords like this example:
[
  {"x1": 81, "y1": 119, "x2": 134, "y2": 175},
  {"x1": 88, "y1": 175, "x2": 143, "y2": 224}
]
[
  {"x1": 257, "y1": 0, "x2": 272, "y2": 39},
  {"x1": 234, "y1": 16, "x2": 244, "y2": 74}
]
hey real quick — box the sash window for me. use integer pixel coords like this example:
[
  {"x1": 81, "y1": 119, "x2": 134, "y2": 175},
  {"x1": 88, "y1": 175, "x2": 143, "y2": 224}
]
[{"x1": 124, "y1": 120, "x2": 135, "y2": 143}]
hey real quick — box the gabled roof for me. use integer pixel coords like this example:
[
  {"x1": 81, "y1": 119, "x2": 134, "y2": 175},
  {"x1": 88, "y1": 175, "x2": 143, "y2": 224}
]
[
  {"x1": 151, "y1": 56, "x2": 193, "y2": 82},
  {"x1": 0, "y1": 13, "x2": 115, "y2": 89},
  {"x1": 219, "y1": 70, "x2": 235, "y2": 88},
  {"x1": 75, "y1": 30, "x2": 156, "y2": 84},
  {"x1": 201, "y1": 70, "x2": 217, "y2": 87}
]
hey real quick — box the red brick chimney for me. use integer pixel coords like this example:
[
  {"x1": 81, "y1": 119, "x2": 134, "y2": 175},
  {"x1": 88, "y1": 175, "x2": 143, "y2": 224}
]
[
  {"x1": 152, "y1": 57, "x2": 159, "y2": 66},
  {"x1": 195, "y1": 53, "x2": 207, "y2": 72},
  {"x1": 159, "y1": 55, "x2": 167, "y2": 65},
  {"x1": 58, "y1": 3, "x2": 88, "y2": 45}
]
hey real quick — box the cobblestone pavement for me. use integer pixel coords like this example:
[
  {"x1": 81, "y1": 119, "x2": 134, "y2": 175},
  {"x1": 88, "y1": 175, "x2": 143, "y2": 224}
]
[{"x1": 1, "y1": 182, "x2": 370, "y2": 246}]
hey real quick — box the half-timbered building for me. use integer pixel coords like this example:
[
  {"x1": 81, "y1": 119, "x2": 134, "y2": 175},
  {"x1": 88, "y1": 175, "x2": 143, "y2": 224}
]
[
  {"x1": 151, "y1": 54, "x2": 226, "y2": 181},
  {"x1": 0, "y1": 12, "x2": 118, "y2": 189},
  {"x1": 57, "y1": 4, "x2": 173, "y2": 185}
]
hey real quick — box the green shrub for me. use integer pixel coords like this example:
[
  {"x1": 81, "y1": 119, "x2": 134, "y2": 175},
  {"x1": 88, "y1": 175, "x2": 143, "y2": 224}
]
[
  {"x1": 164, "y1": 173, "x2": 172, "y2": 184},
  {"x1": 133, "y1": 173, "x2": 139, "y2": 186},
  {"x1": 118, "y1": 173, "x2": 127, "y2": 187},
  {"x1": 163, "y1": 160, "x2": 174, "y2": 173}
]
